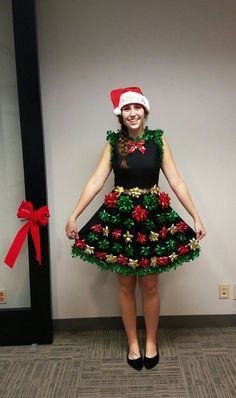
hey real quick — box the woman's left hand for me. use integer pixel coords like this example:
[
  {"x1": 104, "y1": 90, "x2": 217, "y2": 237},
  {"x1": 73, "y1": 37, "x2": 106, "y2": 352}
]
[{"x1": 194, "y1": 219, "x2": 207, "y2": 241}]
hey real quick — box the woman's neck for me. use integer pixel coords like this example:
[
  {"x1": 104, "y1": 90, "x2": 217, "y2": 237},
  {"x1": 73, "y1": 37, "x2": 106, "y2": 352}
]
[{"x1": 127, "y1": 126, "x2": 144, "y2": 138}]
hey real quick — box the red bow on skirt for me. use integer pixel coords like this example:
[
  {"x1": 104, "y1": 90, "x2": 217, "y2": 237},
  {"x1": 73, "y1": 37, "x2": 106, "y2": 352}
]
[{"x1": 4, "y1": 201, "x2": 50, "y2": 269}]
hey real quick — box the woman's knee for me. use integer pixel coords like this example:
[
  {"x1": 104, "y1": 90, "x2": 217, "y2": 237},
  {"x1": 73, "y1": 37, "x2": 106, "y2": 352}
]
[
  {"x1": 116, "y1": 274, "x2": 137, "y2": 294},
  {"x1": 138, "y1": 274, "x2": 159, "y2": 296}
]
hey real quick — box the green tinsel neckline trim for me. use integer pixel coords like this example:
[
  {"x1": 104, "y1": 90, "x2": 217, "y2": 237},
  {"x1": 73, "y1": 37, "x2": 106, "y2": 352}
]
[
  {"x1": 127, "y1": 126, "x2": 150, "y2": 142},
  {"x1": 106, "y1": 127, "x2": 164, "y2": 162}
]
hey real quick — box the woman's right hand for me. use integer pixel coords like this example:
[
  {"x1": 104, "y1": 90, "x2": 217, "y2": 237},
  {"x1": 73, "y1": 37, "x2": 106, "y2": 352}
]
[{"x1": 65, "y1": 216, "x2": 79, "y2": 240}]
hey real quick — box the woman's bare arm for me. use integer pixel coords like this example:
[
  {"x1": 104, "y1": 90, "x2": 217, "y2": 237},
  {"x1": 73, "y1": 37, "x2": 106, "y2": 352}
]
[
  {"x1": 65, "y1": 142, "x2": 112, "y2": 238},
  {"x1": 161, "y1": 134, "x2": 206, "y2": 240}
]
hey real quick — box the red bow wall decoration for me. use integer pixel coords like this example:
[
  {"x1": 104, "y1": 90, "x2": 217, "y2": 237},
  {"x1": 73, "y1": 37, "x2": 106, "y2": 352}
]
[{"x1": 4, "y1": 201, "x2": 50, "y2": 269}]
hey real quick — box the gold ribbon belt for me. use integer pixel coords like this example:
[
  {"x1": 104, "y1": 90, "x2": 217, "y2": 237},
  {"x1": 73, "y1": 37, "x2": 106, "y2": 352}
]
[{"x1": 113, "y1": 184, "x2": 160, "y2": 198}]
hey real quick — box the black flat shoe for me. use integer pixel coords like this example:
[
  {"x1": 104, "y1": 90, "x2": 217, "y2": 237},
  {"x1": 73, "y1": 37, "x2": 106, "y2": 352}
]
[
  {"x1": 127, "y1": 349, "x2": 143, "y2": 371},
  {"x1": 144, "y1": 349, "x2": 160, "y2": 369}
]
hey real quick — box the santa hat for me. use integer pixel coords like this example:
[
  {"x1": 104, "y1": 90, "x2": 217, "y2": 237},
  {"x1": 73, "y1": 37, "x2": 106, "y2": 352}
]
[{"x1": 110, "y1": 86, "x2": 150, "y2": 115}]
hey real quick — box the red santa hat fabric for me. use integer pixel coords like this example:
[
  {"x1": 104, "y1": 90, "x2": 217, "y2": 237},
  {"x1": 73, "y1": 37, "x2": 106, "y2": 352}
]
[{"x1": 110, "y1": 86, "x2": 150, "y2": 115}]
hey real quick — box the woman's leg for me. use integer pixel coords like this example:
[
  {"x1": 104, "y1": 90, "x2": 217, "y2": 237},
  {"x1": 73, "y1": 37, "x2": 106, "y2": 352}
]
[
  {"x1": 116, "y1": 274, "x2": 140, "y2": 355},
  {"x1": 138, "y1": 274, "x2": 160, "y2": 357}
]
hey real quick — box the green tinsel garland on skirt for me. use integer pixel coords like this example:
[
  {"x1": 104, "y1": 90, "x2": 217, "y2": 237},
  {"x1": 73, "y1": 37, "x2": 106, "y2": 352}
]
[
  {"x1": 72, "y1": 245, "x2": 200, "y2": 276},
  {"x1": 71, "y1": 184, "x2": 201, "y2": 276}
]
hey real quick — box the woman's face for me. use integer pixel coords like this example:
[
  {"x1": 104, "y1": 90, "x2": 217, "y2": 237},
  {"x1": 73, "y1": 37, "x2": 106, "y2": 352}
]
[{"x1": 121, "y1": 103, "x2": 145, "y2": 132}]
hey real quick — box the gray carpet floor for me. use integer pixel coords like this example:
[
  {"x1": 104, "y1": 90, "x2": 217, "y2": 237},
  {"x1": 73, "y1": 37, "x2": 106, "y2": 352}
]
[{"x1": 0, "y1": 327, "x2": 236, "y2": 398}]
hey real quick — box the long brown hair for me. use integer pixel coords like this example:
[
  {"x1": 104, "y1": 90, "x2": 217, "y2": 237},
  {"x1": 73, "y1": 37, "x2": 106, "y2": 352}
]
[
  {"x1": 117, "y1": 110, "x2": 148, "y2": 169},
  {"x1": 117, "y1": 116, "x2": 130, "y2": 169}
]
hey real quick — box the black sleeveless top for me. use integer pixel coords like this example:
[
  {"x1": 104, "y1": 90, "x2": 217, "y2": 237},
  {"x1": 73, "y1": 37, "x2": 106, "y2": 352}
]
[{"x1": 107, "y1": 127, "x2": 164, "y2": 189}]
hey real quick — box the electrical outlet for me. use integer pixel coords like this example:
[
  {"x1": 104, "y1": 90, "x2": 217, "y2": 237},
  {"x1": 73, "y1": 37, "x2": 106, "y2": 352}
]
[
  {"x1": 0, "y1": 289, "x2": 7, "y2": 304},
  {"x1": 233, "y1": 284, "x2": 236, "y2": 300},
  {"x1": 219, "y1": 283, "x2": 229, "y2": 299}
]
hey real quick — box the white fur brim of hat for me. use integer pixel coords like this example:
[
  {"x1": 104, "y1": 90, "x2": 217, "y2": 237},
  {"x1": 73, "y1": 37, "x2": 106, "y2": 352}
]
[{"x1": 113, "y1": 91, "x2": 150, "y2": 115}]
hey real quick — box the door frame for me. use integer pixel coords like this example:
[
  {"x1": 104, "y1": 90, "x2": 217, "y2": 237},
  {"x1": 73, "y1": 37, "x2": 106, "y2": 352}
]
[{"x1": 0, "y1": 0, "x2": 52, "y2": 345}]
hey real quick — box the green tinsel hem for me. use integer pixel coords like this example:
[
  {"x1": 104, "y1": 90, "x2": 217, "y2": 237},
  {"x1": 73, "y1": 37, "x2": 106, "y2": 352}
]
[
  {"x1": 106, "y1": 127, "x2": 164, "y2": 163},
  {"x1": 71, "y1": 246, "x2": 201, "y2": 276}
]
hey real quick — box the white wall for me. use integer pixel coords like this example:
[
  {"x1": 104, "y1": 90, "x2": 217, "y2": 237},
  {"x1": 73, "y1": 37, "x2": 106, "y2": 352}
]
[{"x1": 36, "y1": 0, "x2": 236, "y2": 319}]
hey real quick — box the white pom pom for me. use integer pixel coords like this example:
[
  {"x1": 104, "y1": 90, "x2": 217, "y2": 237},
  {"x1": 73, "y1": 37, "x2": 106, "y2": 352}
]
[{"x1": 113, "y1": 107, "x2": 121, "y2": 115}]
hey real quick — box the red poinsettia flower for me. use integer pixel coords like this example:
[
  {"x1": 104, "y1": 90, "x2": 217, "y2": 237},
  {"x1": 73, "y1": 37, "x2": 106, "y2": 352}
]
[
  {"x1": 75, "y1": 239, "x2": 86, "y2": 249},
  {"x1": 158, "y1": 192, "x2": 170, "y2": 209},
  {"x1": 90, "y1": 224, "x2": 103, "y2": 233},
  {"x1": 132, "y1": 205, "x2": 148, "y2": 222},
  {"x1": 136, "y1": 233, "x2": 147, "y2": 244},
  {"x1": 157, "y1": 256, "x2": 169, "y2": 266},
  {"x1": 112, "y1": 229, "x2": 122, "y2": 239},
  {"x1": 117, "y1": 254, "x2": 128, "y2": 265},
  {"x1": 176, "y1": 221, "x2": 188, "y2": 232},
  {"x1": 104, "y1": 191, "x2": 119, "y2": 208},
  {"x1": 95, "y1": 251, "x2": 107, "y2": 260},
  {"x1": 159, "y1": 226, "x2": 168, "y2": 239},
  {"x1": 139, "y1": 257, "x2": 149, "y2": 267},
  {"x1": 178, "y1": 245, "x2": 190, "y2": 254}
]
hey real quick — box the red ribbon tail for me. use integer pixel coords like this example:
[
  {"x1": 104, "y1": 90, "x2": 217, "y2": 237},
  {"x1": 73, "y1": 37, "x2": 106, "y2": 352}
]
[
  {"x1": 128, "y1": 147, "x2": 135, "y2": 154},
  {"x1": 4, "y1": 222, "x2": 31, "y2": 268},
  {"x1": 30, "y1": 223, "x2": 42, "y2": 265}
]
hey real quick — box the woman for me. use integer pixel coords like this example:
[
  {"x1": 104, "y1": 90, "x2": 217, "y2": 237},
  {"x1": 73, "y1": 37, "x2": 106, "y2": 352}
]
[{"x1": 65, "y1": 86, "x2": 206, "y2": 371}]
